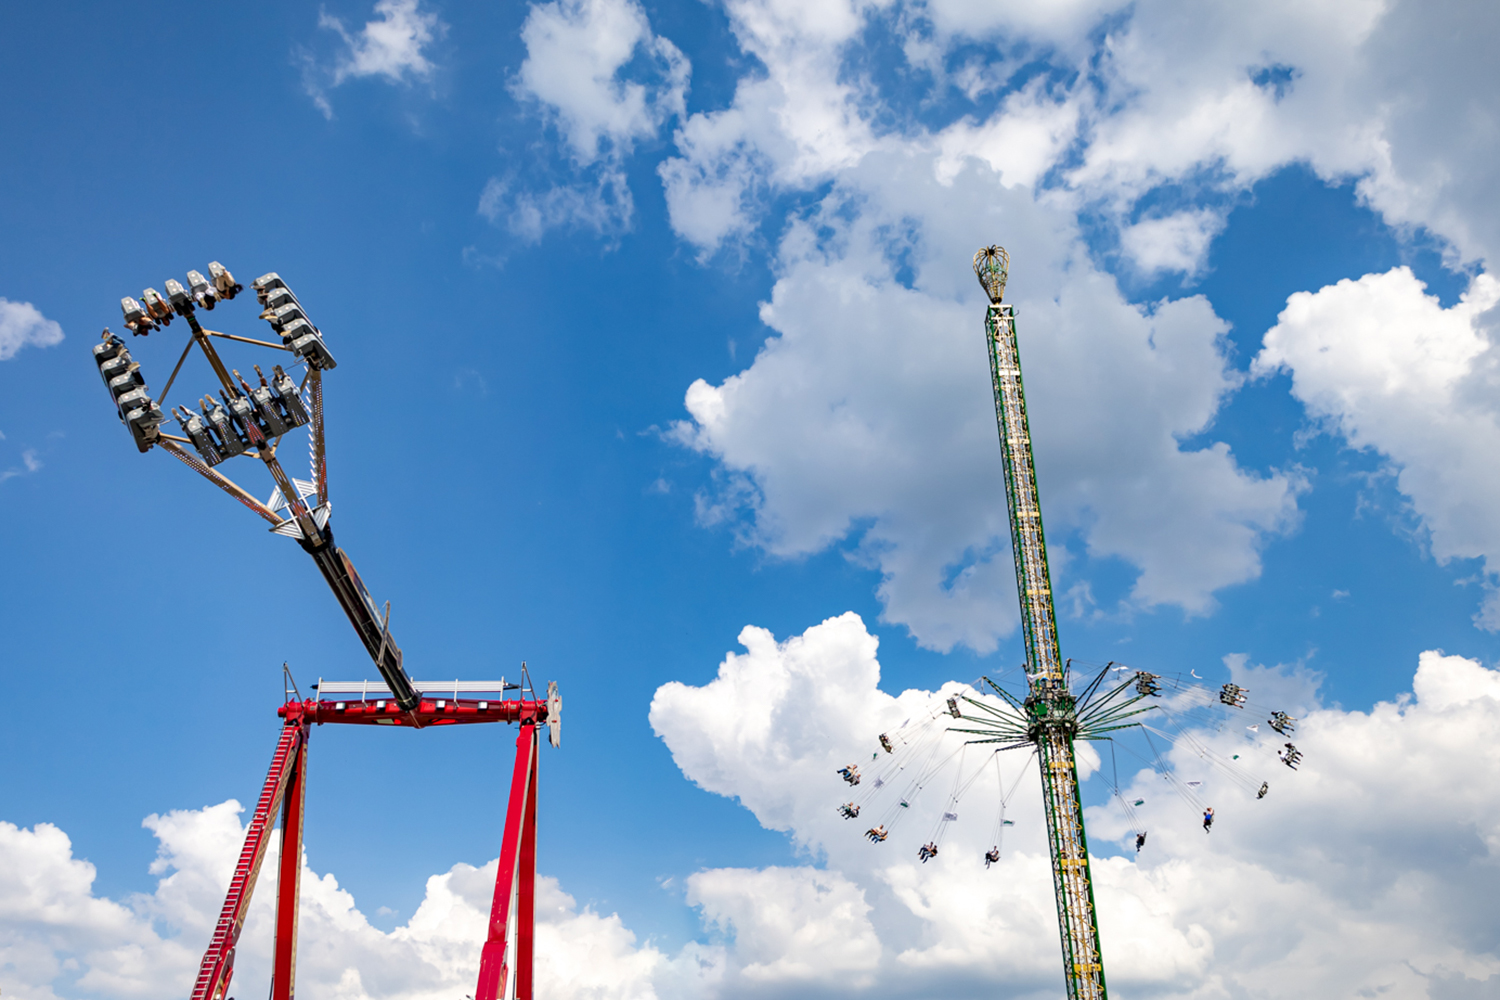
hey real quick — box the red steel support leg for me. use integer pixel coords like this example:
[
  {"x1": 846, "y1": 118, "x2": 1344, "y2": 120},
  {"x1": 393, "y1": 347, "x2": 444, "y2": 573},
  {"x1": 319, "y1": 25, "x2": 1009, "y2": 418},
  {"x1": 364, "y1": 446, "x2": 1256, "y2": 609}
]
[
  {"x1": 516, "y1": 744, "x2": 538, "y2": 1000},
  {"x1": 190, "y1": 719, "x2": 306, "y2": 1000},
  {"x1": 475, "y1": 723, "x2": 539, "y2": 1000},
  {"x1": 271, "y1": 728, "x2": 309, "y2": 1000}
]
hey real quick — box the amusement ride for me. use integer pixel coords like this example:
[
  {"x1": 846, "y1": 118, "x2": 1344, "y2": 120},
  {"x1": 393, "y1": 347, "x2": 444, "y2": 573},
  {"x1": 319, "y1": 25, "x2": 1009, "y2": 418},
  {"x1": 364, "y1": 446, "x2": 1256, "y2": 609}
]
[
  {"x1": 89, "y1": 250, "x2": 1308, "y2": 1000},
  {"x1": 92, "y1": 263, "x2": 558, "y2": 1000},
  {"x1": 833, "y1": 247, "x2": 1305, "y2": 1000}
]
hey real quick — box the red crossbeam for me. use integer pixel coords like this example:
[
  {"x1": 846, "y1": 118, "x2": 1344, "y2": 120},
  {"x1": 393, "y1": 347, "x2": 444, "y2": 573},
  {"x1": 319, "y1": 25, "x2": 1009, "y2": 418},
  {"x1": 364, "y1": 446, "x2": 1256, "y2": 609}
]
[
  {"x1": 279, "y1": 697, "x2": 544, "y2": 728},
  {"x1": 199, "y1": 698, "x2": 549, "y2": 1000}
]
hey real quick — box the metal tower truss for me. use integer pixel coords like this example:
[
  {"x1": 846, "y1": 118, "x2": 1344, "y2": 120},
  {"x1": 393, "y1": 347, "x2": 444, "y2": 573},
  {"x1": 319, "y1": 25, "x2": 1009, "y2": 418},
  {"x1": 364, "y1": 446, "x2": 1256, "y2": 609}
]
[
  {"x1": 92, "y1": 263, "x2": 424, "y2": 718},
  {"x1": 192, "y1": 675, "x2": 561, "y2": 1000},
  {"x1": 949, "y1": 247, "x2": 1153, "y2": 1000},
  {"x1": 837, "y1": 248, "x2": 1303, "y2": 994}
]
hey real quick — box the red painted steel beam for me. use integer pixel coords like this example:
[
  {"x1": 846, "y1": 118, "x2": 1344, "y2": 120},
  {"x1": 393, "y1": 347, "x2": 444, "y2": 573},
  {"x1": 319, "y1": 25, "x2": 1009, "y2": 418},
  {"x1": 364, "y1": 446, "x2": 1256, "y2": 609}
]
[
  {"x1": 271, "y1": 725, "x2": 309, "y2": 1000},
  {"x1": 198, "y1": 697, "x2": 552, "y2": 1000},
  {"x1": 516, "y1": 743, "x2": 538, "y2": 1000},
  {"x1": 190, "y1": 715, "x2": 307, "y2": 1000},
  {"x1": 475, "y1": 723, "x2": 539, "y2": 1000},
  {"x1": 281, "y1": 697, "x2": 548, "y2": 729}
]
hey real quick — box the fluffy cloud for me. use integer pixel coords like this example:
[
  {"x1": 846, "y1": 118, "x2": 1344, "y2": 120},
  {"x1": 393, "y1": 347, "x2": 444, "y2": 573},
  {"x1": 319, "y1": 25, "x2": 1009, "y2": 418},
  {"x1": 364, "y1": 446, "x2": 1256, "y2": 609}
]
[
  {"x1": 1118, "y1": 210, "x2": 1226, "y2": 278},
  {"x1": 487, "y1": 0, "x2": 689, "y2": 241},
  {"x1": 943, "y1": 0, "x2": 1500, "y2": 270},
  {"x1": 0, "y1": 299, "x2": 63, "y2": 361},
  {"x1": 0, "y1": 447, "x2": 42, "y2": 484},
  {"x1": 687, "y1": 867, "x2": 879, "y2": 988},
  {"x1": 0, "y1": 801, "x2": 672, "y2": 1000},
  {"x1": 641, "y1": 0, "x2": 1318, "y2": 649},
  {"x1": 671, "y1": 166, "x2": 1299, "y2": 652},
  {"x1": 1254, "y1": 267, "x2": 1500, "y2": 627},
  {"x1": 515, "y1": 0, "x2": 688, "y2": 165},
  {"x1": 305, "y1": 0, "x2": 444, "y2": 117},
  {"x1": 658, "y1": 0, "x2": 877, "y2": 255},
  {"x1": 649, "y1": 612, "x2": 1500, "y2": 999},
  {"x1": 631, "y1": 0, "x2": 1500, "y2": 648},
  {"x1": 490, "y1": 0, "x2": 1500, "y2": 645},
  {"x1": 649, "y1": 613, "x2": 1166, "y2": 993},
  {"x1": 12, "y1": 614, "x2": 1500, "y2": 998},
  {"x1": 478, "y1": 170, "x2": 636, "y2": 244}
]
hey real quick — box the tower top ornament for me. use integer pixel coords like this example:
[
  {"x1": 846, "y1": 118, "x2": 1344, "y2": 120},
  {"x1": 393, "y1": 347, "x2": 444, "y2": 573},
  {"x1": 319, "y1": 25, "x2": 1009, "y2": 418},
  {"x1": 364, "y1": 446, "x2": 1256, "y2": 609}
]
[{"x1": 973, "y1": 245, "x2": 1009, "y2": 304}]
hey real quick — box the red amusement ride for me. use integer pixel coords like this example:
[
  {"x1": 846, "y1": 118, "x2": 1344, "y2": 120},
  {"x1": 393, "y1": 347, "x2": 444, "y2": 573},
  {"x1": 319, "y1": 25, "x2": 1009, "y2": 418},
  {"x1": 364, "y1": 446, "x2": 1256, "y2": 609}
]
[{"x1": 92, "y1": 262, "x2": 560, "y2": 1000}]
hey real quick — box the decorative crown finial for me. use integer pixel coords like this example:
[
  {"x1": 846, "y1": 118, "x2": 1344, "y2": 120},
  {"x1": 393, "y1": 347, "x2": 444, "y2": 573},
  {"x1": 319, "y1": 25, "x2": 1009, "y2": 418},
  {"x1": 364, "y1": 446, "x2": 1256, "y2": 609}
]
[{"x1": 973, "y1": 245, "x2": 1009, "y2": 303}]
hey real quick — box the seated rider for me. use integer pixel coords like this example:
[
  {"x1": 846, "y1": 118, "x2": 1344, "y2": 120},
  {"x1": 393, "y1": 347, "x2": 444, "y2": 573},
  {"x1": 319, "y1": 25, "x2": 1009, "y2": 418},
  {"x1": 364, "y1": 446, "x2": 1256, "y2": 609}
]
[
  {"x1": 984, "y1": 847, "x2": 1000, "y2": 868},
  {"x1": 1202, "y1": 807, "x2": 1214, "y2": 832},
  {"x1": 1135, "y1": 832, "x2": 1147, "y2": 852}
]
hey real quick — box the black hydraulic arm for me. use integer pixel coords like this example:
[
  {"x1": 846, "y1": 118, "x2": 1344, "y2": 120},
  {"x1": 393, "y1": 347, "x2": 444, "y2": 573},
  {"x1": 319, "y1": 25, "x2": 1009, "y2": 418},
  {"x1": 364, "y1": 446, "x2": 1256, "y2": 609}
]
[{"x1": 299, "y1": 526, "x2": 422, "y2": 712}]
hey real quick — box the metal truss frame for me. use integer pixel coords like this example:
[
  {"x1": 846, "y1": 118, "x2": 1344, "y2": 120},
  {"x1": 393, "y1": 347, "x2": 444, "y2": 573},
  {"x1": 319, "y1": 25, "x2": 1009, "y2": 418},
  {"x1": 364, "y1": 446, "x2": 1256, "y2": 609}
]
[{"x1": 191, "y1": 685, "x2": 558, "y2": 1000}]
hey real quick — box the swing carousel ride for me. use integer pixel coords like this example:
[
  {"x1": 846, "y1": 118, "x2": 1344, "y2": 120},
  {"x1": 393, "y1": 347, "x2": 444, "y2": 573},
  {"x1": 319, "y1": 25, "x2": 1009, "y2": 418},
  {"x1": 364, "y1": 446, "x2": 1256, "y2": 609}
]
[
  {"x1": 833, "y1": 247, "x2": 1305, "y2": 1000},
  {"x1": 92, "y1": 263, "x2": 559, "y2": 1000}
]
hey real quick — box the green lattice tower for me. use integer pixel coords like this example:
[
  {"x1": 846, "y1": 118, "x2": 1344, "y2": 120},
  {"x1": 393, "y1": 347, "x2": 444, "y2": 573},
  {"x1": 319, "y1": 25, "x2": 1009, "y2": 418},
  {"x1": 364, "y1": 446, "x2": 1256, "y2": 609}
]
[{"x1": 975, "y1": 245, "x2": 1107, "y2": 1000}]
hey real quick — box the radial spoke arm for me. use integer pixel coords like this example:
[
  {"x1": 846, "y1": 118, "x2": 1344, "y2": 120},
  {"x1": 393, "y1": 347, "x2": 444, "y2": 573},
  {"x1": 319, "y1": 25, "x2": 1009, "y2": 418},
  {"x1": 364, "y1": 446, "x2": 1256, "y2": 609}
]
[
  {"x1": 308, "y1": 369, "x2": 326, "y2": 505},
  {"x1": 979, "y1": 677, "x2": 1028, "y2": 712},
  {"x1": 1076, "y1": 676, "x2": 1139, "y2": 717},
  {"x1": 1073, "y1": 661, "x2": 1116, "y2": 706},
  {"x1": 202, "y1": 328, "x2": 291, "y2": 351},
  {"x1": 159, "y1": 440, "x2": 282, "y2": 526},
  {"x1": 1081, "y1": 707, "x2": 1143, "y2": 732},
  {"x1": 158, "y1": 333, "x2": 196, "y2": 407}
]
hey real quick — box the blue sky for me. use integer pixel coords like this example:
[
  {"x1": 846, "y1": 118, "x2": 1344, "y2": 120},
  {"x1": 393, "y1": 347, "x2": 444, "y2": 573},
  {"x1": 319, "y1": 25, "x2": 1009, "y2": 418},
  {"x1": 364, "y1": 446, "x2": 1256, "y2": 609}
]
[{"x1": 3, "y1": 1, "x2": 1500, "y2": 998}]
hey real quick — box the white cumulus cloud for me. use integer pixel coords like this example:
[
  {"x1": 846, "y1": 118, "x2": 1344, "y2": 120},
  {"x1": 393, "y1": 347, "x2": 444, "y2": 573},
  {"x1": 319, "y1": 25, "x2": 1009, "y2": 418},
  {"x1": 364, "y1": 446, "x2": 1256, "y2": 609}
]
[
  {"x1": 0, "y1": 298, "x2": 64, "y2": 361},
  {"x1": 479, "y1": 171, "x2": 635, "y2": 244},
  {"x1": 1254, "y1": 267, "x2": 1500, "y2": 628},
  {"x1": 0, "y1": 800, "x2": 682, "y2": 1000},
  {"x1": 515, "y1": 0, "x2": 688, "y2": 166},
  {"x1": 658, "y1": 0, "x2": 878, "y2": 256},
  {"x1": 688, "y1": 866, "x2": 879, "y2": 988},
  {"x1": 1118, "y1": 209, "x2": 1227, "y2": 278},
  {"x1": 306, "y1": 0, "x2": 444, "y2": 118},
  {"x1": 485, "y1": 0, "x2": 689, "y2": 242},
  {"x1": 670, "y1": 165, "x2": 1299, "y2": 652},
  {"x1": 649, "y1": 612, "x2": 1500, "y2": 999},
  {"x1": 640, "y1": 0, "x2": 1352, "y2": 650},
  {"x1": 0, "y1": 448, "x2": 43, "y2": 485},
  {"x1": 1051, "y1": 0, "x2": 1500, "y2": 270},
  {"x1": 11, "y1": 614, "x2": 1500, "y2": 999},
  {"x1": 501, "y1": 0, "x2": 1500, "y2": 644}
]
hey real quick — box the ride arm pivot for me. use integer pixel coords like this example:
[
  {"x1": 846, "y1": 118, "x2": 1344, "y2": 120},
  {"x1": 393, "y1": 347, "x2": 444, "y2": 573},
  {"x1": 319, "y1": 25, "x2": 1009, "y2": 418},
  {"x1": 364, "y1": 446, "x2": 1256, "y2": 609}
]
[
  {"x1": 131, "y1": 283, "x2": 418, "y2": 713},
  {"x1": 300, "y1": 533, "x2": 421, "y2": 713}
]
